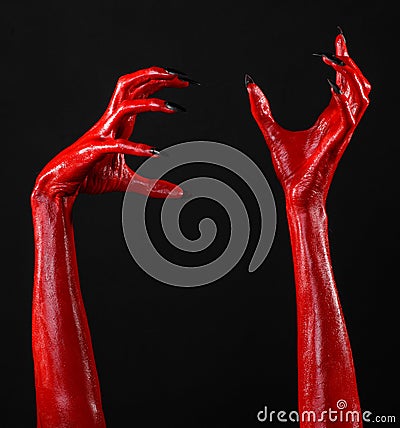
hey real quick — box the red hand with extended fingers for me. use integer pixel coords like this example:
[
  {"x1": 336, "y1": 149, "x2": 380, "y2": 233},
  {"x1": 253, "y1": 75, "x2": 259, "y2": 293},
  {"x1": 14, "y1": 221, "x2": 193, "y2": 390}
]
[
  {"x1": 246, "y1": 30, "x2": 370, "y2": 205},
  {"x1": 246, "y1": 29, "x2": 370, "y2": 428},
  {"x1": 31, "y1": 67, "x2": 193, "y2": 427}
]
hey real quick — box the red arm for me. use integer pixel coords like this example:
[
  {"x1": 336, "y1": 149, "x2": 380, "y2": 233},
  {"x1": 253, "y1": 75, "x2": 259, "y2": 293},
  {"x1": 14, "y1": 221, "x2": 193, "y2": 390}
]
[
  {"x1": 31, "y1": 195, "x2": 106, "y2": 427},
  {"x1": 31, "y1": 67, "x2": 190, "y2": 427},
  {"x1": 246, "y1": 30, "x2": 370, "y2": 427}
]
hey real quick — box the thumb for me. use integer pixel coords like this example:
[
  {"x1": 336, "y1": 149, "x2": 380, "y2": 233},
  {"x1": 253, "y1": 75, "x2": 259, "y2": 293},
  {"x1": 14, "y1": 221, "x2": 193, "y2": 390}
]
[{"x1": 245, "y1": 74, "x2": 284, "y2": 148}]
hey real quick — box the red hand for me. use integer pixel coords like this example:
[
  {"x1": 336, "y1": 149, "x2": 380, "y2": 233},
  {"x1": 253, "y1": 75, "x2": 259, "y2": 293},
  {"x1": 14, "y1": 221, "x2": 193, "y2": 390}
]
[
  {"x1": 246, "y1": 30, "x2": 370, "y2": 428},
  {"x1": 33, "y1": 67, "x2": 190, "y2": 199},
  {"x1": 31, "y1": 67, "x2": 191, "y2": 427}
]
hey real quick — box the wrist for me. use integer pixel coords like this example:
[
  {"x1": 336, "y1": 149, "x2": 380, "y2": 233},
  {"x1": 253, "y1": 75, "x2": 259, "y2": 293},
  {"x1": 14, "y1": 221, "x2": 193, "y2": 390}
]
[
  {"x1": 282, "y1": 174, "x2": 327, "y2": 213},
  {"x1": 31, "y1": 187, "x2": 76, "y2": 235},
  {"x1": 285, "y1": 192, "x2": 326, "y2": 218},
  {"x1": 284, "y1": 194, "x2": 330, "y2": 267},
  {"x1": 31, "y1": 181, "x2": 77, "y2": 209}
]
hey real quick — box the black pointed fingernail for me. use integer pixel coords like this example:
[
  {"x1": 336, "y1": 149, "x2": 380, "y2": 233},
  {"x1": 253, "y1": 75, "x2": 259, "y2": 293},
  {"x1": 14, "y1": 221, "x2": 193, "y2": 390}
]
[
  {"x1": 178, "y1": 76, "x2": 201, "y2": 86},
  {"x1": 245, "y1": 74, "x2": 254, "y2": 87},
  {"x1": 165, "y1": 101, "x2": 186, "y2": 112},
  {"x1": 150, "y1": 147, "x2": 161, "y2": 155},
  {"x1": 327, "y1": 78, "x2": 342, "y2": 94},
  {"x1": 313, "y1": 52, "x2": 345, "y2": 66},
  {"x1": 337, "y1": 25, "x2": 346, "y2": 43},
  {"x1": 164, "y1": 67, "x2": 187, "y2": 76}
]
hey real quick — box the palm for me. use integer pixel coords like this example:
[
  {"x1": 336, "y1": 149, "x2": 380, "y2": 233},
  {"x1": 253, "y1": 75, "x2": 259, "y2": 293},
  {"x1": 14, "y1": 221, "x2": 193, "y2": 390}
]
[{"x1": 80, "y1": 152, "x2": 131, "y2": 194}]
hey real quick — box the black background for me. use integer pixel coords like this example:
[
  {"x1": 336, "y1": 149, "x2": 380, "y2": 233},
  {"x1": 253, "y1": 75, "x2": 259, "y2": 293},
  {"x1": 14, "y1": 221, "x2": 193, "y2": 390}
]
[{"x1": 2, "y1": 1, "x2": 399, "y2": 427}]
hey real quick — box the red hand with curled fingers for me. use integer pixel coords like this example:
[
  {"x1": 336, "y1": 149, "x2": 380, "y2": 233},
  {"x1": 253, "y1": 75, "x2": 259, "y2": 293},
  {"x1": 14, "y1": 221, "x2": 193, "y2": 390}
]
[
  {"x1": 31, "y1": 67, "x2": 194, "y2": 427},
  {"x1": 33, "y1": 67, "x2": 191, "y2": 199},
  {"x1": 246, "y1": 30, "x2": 370, "y2": 427}
]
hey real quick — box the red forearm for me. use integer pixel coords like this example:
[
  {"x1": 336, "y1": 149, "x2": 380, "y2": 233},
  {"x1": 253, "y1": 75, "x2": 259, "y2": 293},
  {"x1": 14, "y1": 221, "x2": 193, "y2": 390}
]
[
  {"x1": 286, "y1": 200, "x2": 361, "y2": 428},
  {"x1": 31, "y1": 192, "x2": 106, "y2": 428}
]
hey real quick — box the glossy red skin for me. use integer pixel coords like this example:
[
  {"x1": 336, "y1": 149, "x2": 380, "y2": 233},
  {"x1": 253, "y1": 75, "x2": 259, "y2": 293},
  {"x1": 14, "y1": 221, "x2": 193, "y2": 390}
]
[
  {"x1": 247, "y1": 33, "x2": 370, "y2": 428},
  {"x1": 31, "y1": 67, "x2": 188, "y2": 427}
]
